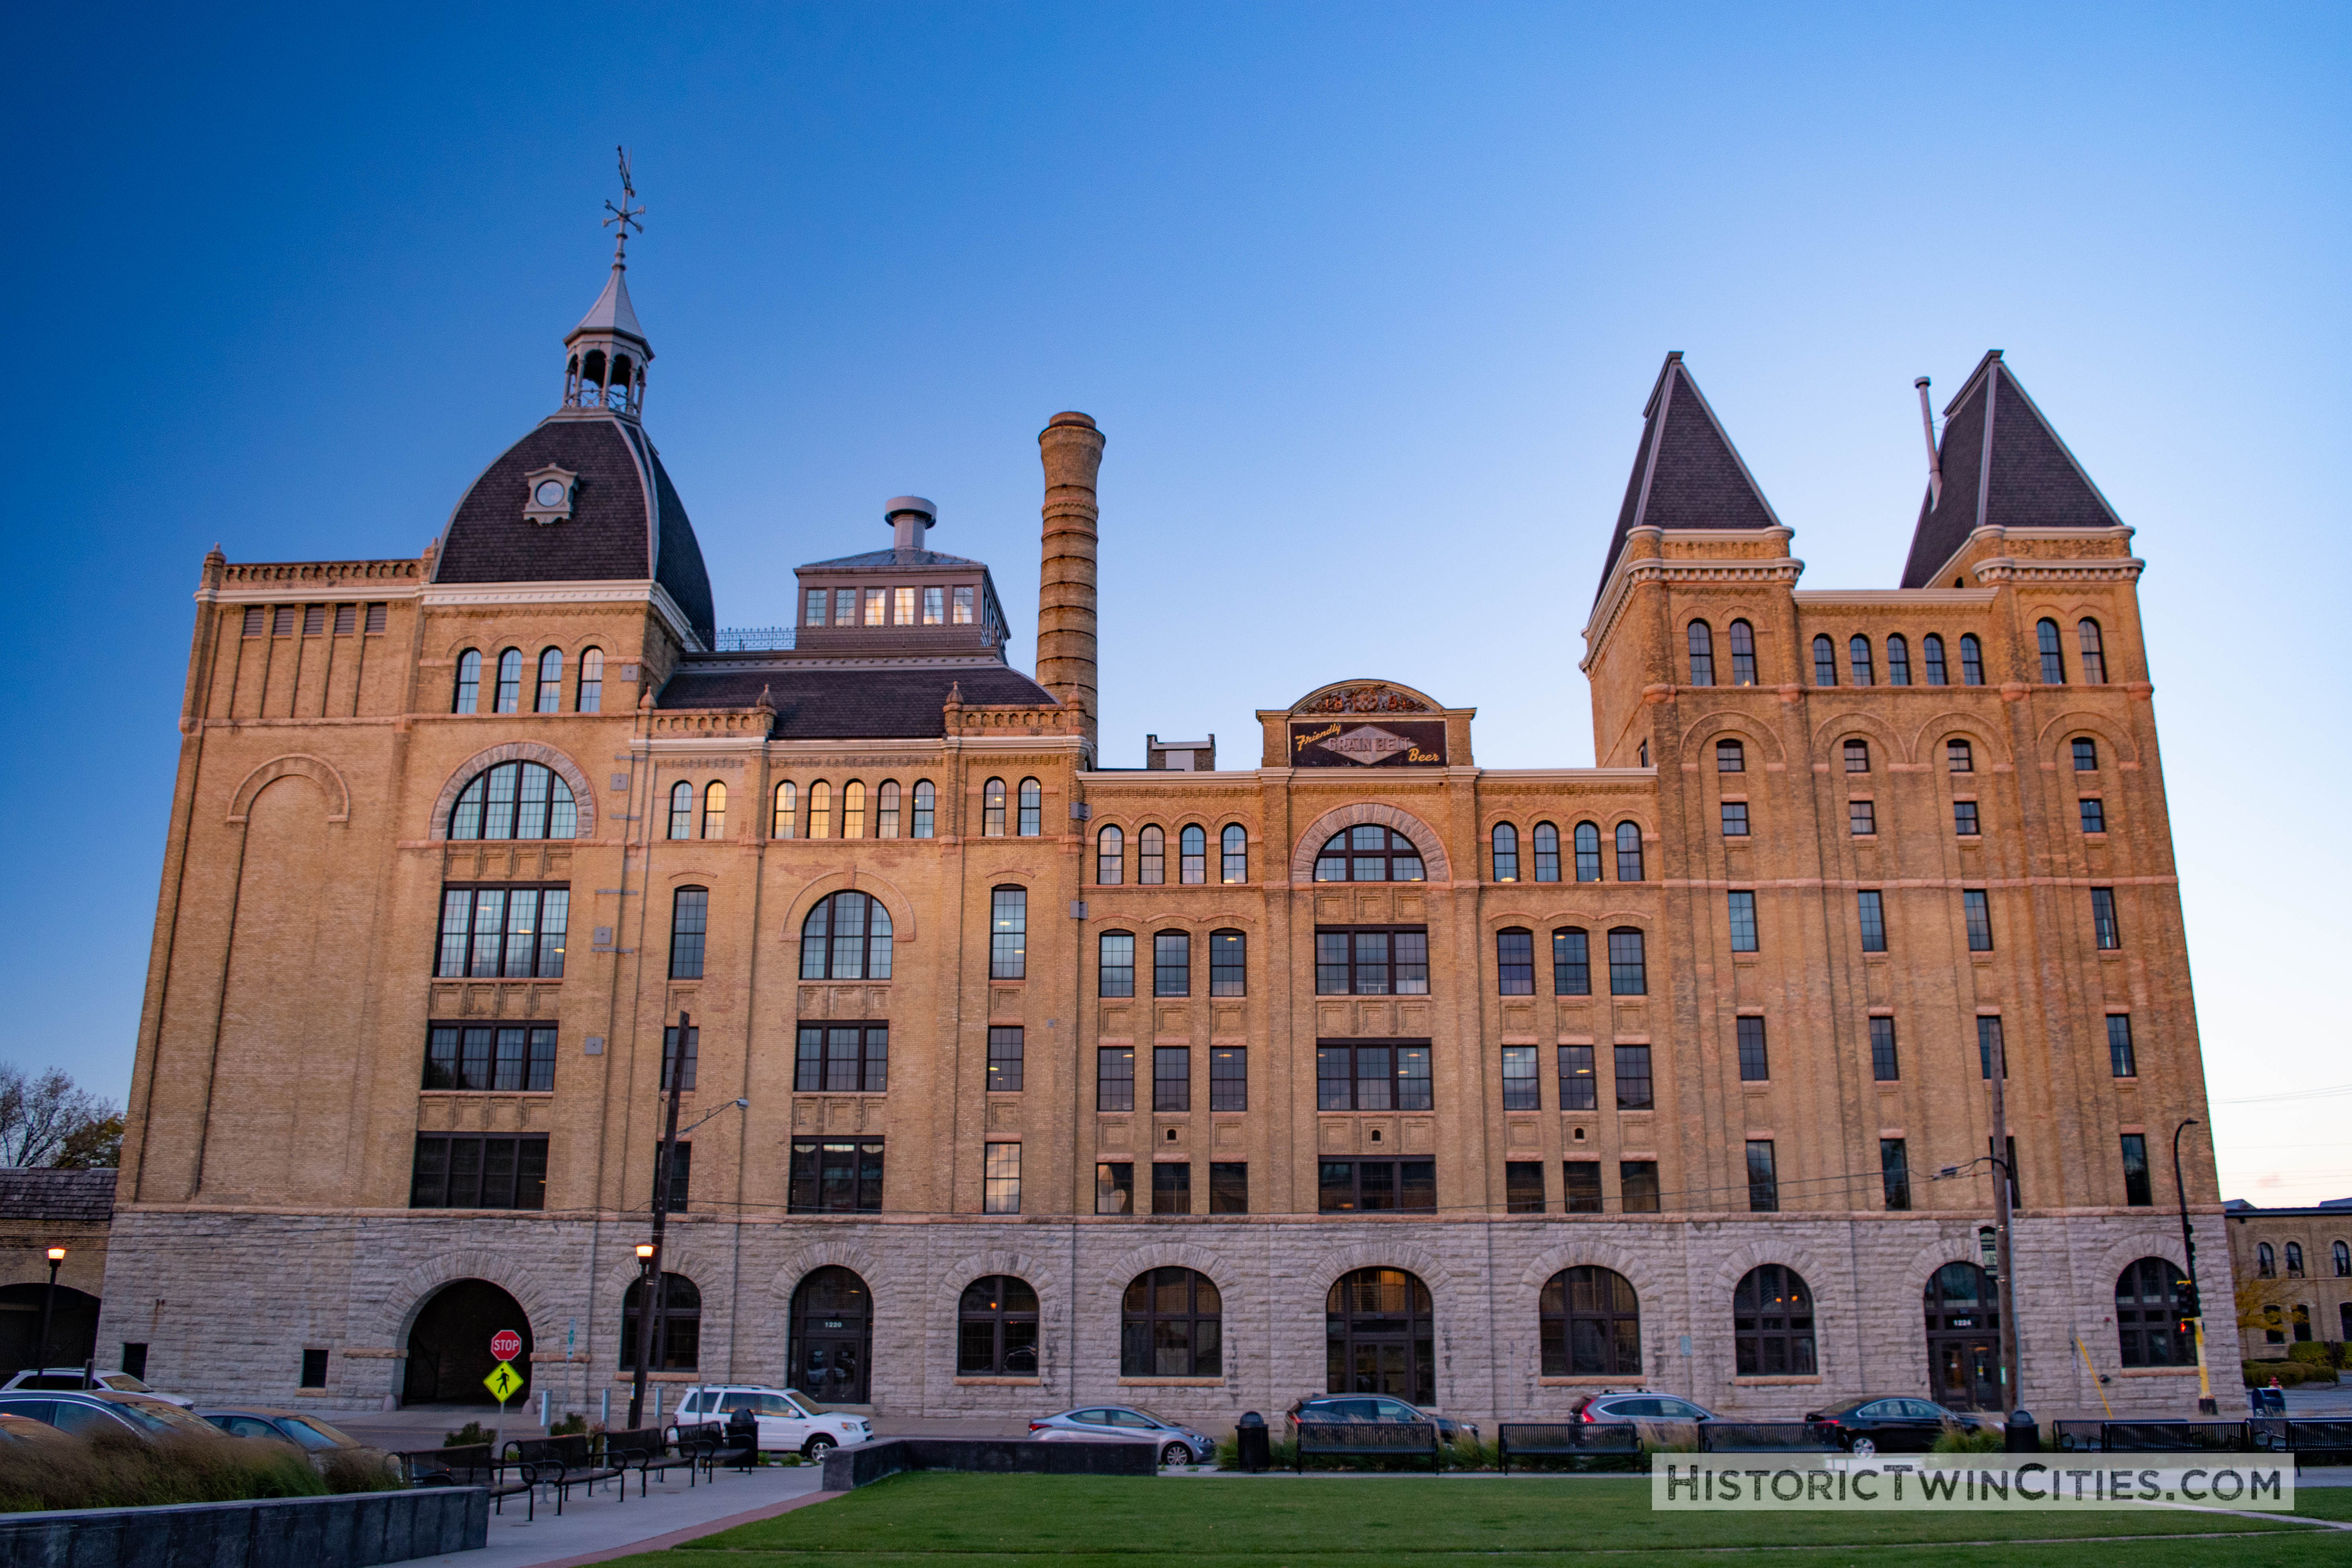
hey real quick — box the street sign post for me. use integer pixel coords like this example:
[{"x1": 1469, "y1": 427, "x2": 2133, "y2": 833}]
[{"x1": 485, "y1": 1328, "x2": 525, "y2": 1435}]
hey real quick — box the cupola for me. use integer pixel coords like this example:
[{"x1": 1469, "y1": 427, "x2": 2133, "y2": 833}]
[{"x1": 561, "y1": 155, "x2": 652, "y2": 419}]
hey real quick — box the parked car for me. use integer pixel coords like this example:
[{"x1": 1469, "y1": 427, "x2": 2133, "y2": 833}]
[
  {"x1": 0, "y1": 1390, "x2": 227, "y2": 1441},
  {"x1": 1803, "y1": 1396, "x2": 1992, "y2": 1456},
  {"x1": 0, "y1": 1413, "x2": 76, "y2": 1447},
  {"x1": 197, "y1": 1408, "x2": 388, "y2": 1473},
  {"x1": 1564, "y1": 1392, "x2": 1718, "y2": 1426},
  {"x1": 0, "y1": 1368, "x2": 193, "y2": 1408},
  {"x1": 669, "y1": 1385, "x2": 871, "y2": 1459},
  {"x1": 1028, "y1": 1406, "x2": 1214, "y2": 1465},
  {"x1": 1284, "y1": 1395, "x2": 1481, "y2": 1444}
]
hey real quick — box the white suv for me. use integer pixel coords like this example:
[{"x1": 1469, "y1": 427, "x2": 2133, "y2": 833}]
[{"x1": 671, "y1": 1384, "x2": 871, "y2": 1459}]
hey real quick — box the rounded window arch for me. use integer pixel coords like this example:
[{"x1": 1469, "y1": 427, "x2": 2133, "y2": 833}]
[
  {"x1": 1572, "y1": 822, "x2": 1602, "y2": 882},
  {"x1": 1959, "y1": 633, "x2": 1984, "y2": 685},
  {"x1": 772, "y1": 781, "x2": 798, "y2": 838},
  {"x1": 1497, "y1": 927, "x2": 1534, "y2": 995},
  {"x1": 1220, "y1": 823, "x2": 1248, "y2": 884},
  {"x1": 1137, "y1": 825, "x2": 1166, "y2": 884},
  {"x1": 1728, "y1": 619, "x2": 1757, "y2": 685},
  {"x1": 982, "y1": 778, "x2": 1007, "y2": 837},
  {"x1": 1121, "y1": 1267, "x2": 1221, "y2": 1377},
  {"x1": 801, "y1": 890, "x2": 893, "y2": 980},
  {"x1": 2257, "y1": 1242, "x2": 2276, "y2": 1277},
  {"x1": 1812, "y1": 635, "x2": 1838, "y2": 687},
  {"x1": 1530, "y1": 822, "x2": 1560, "y2": 882},
  {"x1": 842, "y1": 780, "x2": 867, "y2": 839},
  {"x1": 788, "y1": 1267, "x2": 871, "y2": 1404},
  {"x1": 1327, "y1": 1267, "x2": 1434, "y2": 1401},
  {"x1": 1097, "y1": 824, "x2": 1125, "y2": 884},
  {"x1": 619, "y1": 1272, "x2": 701, "y2": 1371},
  {"x1": 1017, "y1": 777, "x2": 1042, "y2": 837},
  {"x1": 2078, "y1": 618, "x2": 2107, "y2": 682},
  {"x1": 493, "y1": 648, "x2": 524, "y2": 713},
  {"x1": 1491, "y1": 822, "x2": 1519, "y2": 882},
  {"x1": 1716, "y1": 738, "x2": 1745, "y2": 773},
  {"x1": 911, "y1": 780, "x2": 936, "y2": 838},
  {"x1": 1687, "y1": 620, "x2": 1715, "y2": 686},
  {"x1": 702, "y1": 780, "x2": 727, "y2": 839},
  {"x1": 876, "y1": 780, "x2": 902, "y2": 839},
  {"x1": 1843, "y1": 737, "x2": 1871, "y2": 773},
  {"x1": 1614, "y1": 821, "x2": 1644, "y2": 882},
  {"x1": 1886, "y1": 634, "x2": 1911, "y2": 687},
  {"x1": 2115, "y1": 1257, "x2": 2187, "y2": 1367},
  {"x1": 453, "y1": 649, "x2": 483, "y2": 713},
  {"x1": 1733, "y1": 1265, "x2": 1815, "y2": 1375},
  {"x1": 1540, "y1": 1265, "x2": 1640, "y2": 1376},
  {"x1": 577, "y1": 648, "x2": 604, "y2": 713},
  {"x1": 1314, "y1": 825, "x2": 1425, "y2": 883},
  {"x1": 449, "y1": 760, "x2": 578, "y2": 841},
  {"x1": 808, "y1": 780, "x2": 833, "y2": 839},
  {"x1": 957, "y1": 1275, "x2": 1039, "y2": 1376},
  {"x1": 2333, "y1": 1240, "x2": 2349, "y2": 1278},
  {"x1": 1848, "y1": 634, "x2": 1875, "y2": 687},
  {"x1": 2036, "y1": 617, "x2": 2066, "y2": 683},
  {"x1": 1922, "y1": 633, "x2": 1948, "y2": 686},
  {"x1": 2286, "y1": 1242, "x2": 2306, "y2": 1277},
  {"x1": 1179, "y1": 824, "x2": 1207, "y2": 884},
  {"x1": 533, "y1": 648, "x2": 564, "y2": 713},
  {"x1": 666, "y1": 781, "x2": 695, "y2": 839}
]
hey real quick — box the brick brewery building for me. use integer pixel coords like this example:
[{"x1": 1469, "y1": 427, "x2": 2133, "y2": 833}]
[{"x1": 100, "y1": 236, "x2": 2240, "y2": 1428}]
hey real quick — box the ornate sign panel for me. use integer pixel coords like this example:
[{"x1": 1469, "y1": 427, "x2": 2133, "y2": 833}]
[{"x1": 1289, "y1": 719, "x2": 1447, "y2": 767}]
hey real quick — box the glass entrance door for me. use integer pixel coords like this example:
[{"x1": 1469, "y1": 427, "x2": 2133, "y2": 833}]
[{"x1": 788, "y1": 1266, "x2": 872, "y2": 1405}]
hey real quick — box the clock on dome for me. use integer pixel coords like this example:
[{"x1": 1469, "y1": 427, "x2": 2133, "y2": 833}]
[{"x1": 521, "y1": 466, "x2": 578, "y2": 526}]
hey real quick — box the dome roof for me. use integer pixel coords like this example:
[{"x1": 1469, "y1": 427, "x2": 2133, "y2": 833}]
[{"x1": 431, "y1": 413, "x2": 715, "y2": 648}]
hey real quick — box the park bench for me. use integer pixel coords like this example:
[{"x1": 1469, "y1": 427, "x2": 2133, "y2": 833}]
[
  {"x1": 1494, "y1": 1422, "x2": 1639, "y2": 1473},
  {"x1": 1698, "y1": 1422, "x2": 1838, "y2": 1454},
  {"x1": 396, "y1": 1442, "x2": 536, "y2": 1521},
  {"x1": 670, "y1": 1418, "x2": 760, "y2": 1477},
  {"x1": 2252, "y1": 1418, "x2": 2352, "y2": 1465},
  {"x1": 1292, "y1": 1419, "x2": 1440, "y2": 1473},
  {"x1": 606, "y1": 1426, "x2": 701, "y2": 1495},
  {"x1": 503, "y1": 1434, "x2": 625, "y2": 1514},
  {"x1": 2103, "y1": 1420, "x2": 2252, "y2": 1452}
]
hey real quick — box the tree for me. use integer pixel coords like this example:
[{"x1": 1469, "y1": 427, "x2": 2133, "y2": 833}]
[{"x1": 0, "y1": 1068, "x2": 119, "y2": 1168}]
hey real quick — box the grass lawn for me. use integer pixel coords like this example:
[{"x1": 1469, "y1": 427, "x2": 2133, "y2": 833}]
[{"x1": 613, "y1": 1472, "x2": 2352, "y2": 1568}]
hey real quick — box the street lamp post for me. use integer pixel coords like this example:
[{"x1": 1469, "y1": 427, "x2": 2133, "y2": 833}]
[
  {"x1": 35, "y1": 1248, "x2": 65, "y2": 1377},
  {"x1": 2173, "y1": 1118, "x2": 2216, "y2": 1414},
  {"x1": 627, "y1": 1243, "x2": 658, "y2": 1428}
]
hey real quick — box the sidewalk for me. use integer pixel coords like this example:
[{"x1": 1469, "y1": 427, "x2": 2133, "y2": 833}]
[{"x1": 409, "y1": 1462, "x2": 834, "y2": 1568}]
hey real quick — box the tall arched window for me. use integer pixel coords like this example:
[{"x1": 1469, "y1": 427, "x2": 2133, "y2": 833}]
[
  {"x1": 957, "y1": 1276, "x2": 1039, "y2": 1375},
  {"x1": 448, "y1": 761, "x2": 578, "y2": 841},
  {"x1": 453, "y1": 650, "x2": 483, "y2": 713},
  {"x1": 1531, "y1": 823, "x2": 1560, "y2": 882},
  {"x1": 1122, "y1": 1267, "x2": 1221, "y2": 1377},
  {"x1": 1848, "y1": 635, "x2": 1875, "y2": 687},
  {"x1": 1844, "y1": 738, "x2": 1870, "y2": 773},
  {"x1": 667, "y1": 782, "x2": 695, "y2": 839},
  {"x1": 2257, "y1": 1243, "x2": 2276, "y2": 1278},
  {"x1": 1179, "y1": 825, "x2": 1207, "y2": 884},
  {"x1": 1221, "y1": 823, "x2": 1247, "y2": 884},
  {"x1": 2037, "y1": 618, "x2": 2066, "y2": 683},
  {"x1": 773, "y1": 781, "x2": 798, "y2": 838},
  {"x1": 1572, "y1": 822, "x2": 1602, "y2": 882},
  {"x1": 1099, "y1": 930, "x2": 1135, "y2": 997},
  {"x1": 534, "y1": 649, "x2": 564, "y2": 713},
  {"x1": 493, "y1": 649, "x2": 523, "y2": 714},
  {"x1": 1733, "y1": 1265, "x2": 1815, "y2": 1375},
  {"x1": 1327, "y1": 1268, "x2": 1434, "y2": 1401},
  {"x1": 1540, "y1": 1266, "x2": 1640, "y2": 1376},
  {"x1": 1959, "y1": 633, "x2": 1984, "y2": 685},
  {"x1": 1717, "y1": 739, "x2": 1745, "y2": 773},
  {"x1": 1017, "y1": 778, "x2": 1042, "y2": 837},
  {"x1": 1137, "y1": 825, "x2": 1165, "y2": 884},
  {"x1": 618, "y1": 1273, "x2": 701, "y2": 1371},
  {"x1": 982, "y1": 778, "x2": 1007, "y2": 836},
  {"x1": 1497, "y1": 928, "x2": 1533, "y2": 995},
  {"x1": 1812, "y1": 635, "x2": 1838, "y2": 687},
  {"x1": 1688, "y1": 620, "x2": 1715, "y2": 686},
  {"x1": 1922, "y1": 634, "x2": 1947, "y2": 686},
  {"x1": 2334, "y1": 1240, "x2": 2350, "y2": 1278},
  {"x1": 808, "y1": 781, "x2": 833, "y2": 839},
  {"x1": 876, "y1": 780, "x2": 901, "y2": 839},
  {"x1": 1492, "y1": 823, "x2": 1519, "y2": 882},
  {"x1": 911, "y1": 780, "x2": 936, "y2": 838},
  {"x1": 1210, "y1": 930, "x2": 1245, "y2": 997},
  {"x1": 1097, "y1": 825, "x2": 1125, "y2": 884},
  {"x1": 2286, "y1": 1242, "x2": 2306, "y2": 1277},
  {"x1": 1728, "y1": 619, "x2": 1757, "y2": 685},
  {"x1": 1886, "y1": 634, "x2": 1911, "y2": 686},
  {"x1": 1607, "y1": 927, "x2": 1646, "y2": 995},
  {"x1": 1313, "y1": 826, "x2": 1424, "y2": 882},
  {"x1": 2078, "y1": 618, "x2": 2106, "y2": 682},
  {"x1": 2115, "y1": 1258, "x2": 2187, "y2": 1367},
  {"x1": 701, "y1": 781, "x2": 727, "y2": 839},
  {"x1": 668, "y1": 887, "x2": 708, "y2": 980},
  {"x1": 801, "y1": 891, "x2": 893, "y2": 980},
  {"x1": 842, "y1": 780, "x2": 866, "y2": 839},
  {"x1": 577, "y1": 648, "x2": 604, "y2": 713},
  {"x1": 1614, "y1": 822, "x2": 1643, "y2": 882}
]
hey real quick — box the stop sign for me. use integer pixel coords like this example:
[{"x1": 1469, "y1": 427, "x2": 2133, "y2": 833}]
[{"x1": 490, "y1": 1330, "x2": 523, "y2": 1363}]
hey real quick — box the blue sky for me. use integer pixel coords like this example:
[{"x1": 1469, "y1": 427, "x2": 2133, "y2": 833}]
[{"x1": 5, "y1": 4, "x2": 2346, "y2": 1202}]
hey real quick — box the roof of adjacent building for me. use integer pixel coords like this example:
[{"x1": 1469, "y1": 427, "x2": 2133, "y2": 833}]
[
  {"x1": 656, "y1": 660, "x2": 1056, "y2": 738},
  {"x1": 1595, "y1": 353, "x2": 1782, "y2": 601},
  {"x1": 1899, "y1": 351, "x2": 2124, "y2": 588},
  {"x1": 0, "y1": 1168, "x2": 116, "y2": 1223},
  {"x1": 799, "y1": 548, "x2": 988, "y2": 572},
  {"x1": 431, "y1": 415, "x2": 717, "y2": 648}
]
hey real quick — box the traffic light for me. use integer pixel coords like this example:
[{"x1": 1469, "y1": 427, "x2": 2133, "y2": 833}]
[{"x1": 2175, "y1": 1279, "x2": 2200, "y2": 1322}]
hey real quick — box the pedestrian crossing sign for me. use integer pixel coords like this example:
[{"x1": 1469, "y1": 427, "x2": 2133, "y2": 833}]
[{"x1": 483, "y1": 1362, "x2": 524, "y2": 1403}]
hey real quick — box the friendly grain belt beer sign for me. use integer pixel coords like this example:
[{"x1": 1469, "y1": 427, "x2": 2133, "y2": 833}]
[
  {"x1": 484, "y1": 1329, "x2": 524, "y2": 1404},
  {"x1": 1288, "y1": 719, "x2": 1446, "y2": 767}
]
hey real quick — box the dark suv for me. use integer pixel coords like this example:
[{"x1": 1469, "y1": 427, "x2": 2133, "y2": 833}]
[{"x1": 1286, "y1": 1395, "x2": 1479, "y2": 1444}]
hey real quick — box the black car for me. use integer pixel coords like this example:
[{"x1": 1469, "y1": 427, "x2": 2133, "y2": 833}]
[
  {"x1": 198, "y1": 1407, "x2": 390, "y2": 1474},
  {"x1": 1804, "y1": 1395, "x2": 1991, "y2": 1455},
  {"x1": 1286, "y1": 1395, "x2": 1479, "y2": 1444},
  {"x1": 0, "y1": 1390, "x2": 226, "y2": 1442}
]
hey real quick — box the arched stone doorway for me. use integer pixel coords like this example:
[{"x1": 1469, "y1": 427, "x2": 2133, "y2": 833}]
[
  {"x1": 1923, "y1": 1263, "x2": 1998, "y2": 1411},
  {"x1": 788, "y1": 1267, "x2": 871, "y2": 1405},
  {"x1": 404, "y1": 1280, "x2": 531, "y2": 1406},
  {"x1": 1326, "y1": 1267, "x2": 1433, "y2": 1403},
  {"x1": 0, "y1": 1283, "x2": 99, "y2": 1377}
]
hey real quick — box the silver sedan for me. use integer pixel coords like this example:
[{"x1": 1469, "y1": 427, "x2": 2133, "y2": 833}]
[{"x1": 1029, "y1": 1405, "x2": 1215, "y2": 1465}]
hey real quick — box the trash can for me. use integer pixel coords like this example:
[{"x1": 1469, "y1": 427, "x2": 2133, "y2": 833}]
[
  {"x1": 1236, "y1": 1411, "x2": 1269, "y2": 1473},
  {"x1": 727, "y1": 1408, "x2": 760, "y2": 1464},
  {"x1": 2004, "y1": 1409, "x2": 2039, "y2": 1453}
]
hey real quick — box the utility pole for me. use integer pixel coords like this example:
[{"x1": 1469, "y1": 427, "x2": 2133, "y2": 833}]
[
  {"x1": 2173, "y1": 1118, "x2": 2216, "y2": 1414},
  {"x1": 628, "y1": 1009, "x2": 689, "y2": 1430},
  {"x1": 1986, "y1": 1027, "x2": 2020, "y2": 1416}
]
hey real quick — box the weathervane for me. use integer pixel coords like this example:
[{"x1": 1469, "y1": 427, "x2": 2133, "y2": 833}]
[{"x1": 603, "y1": 146, "x2": 645, "y2": 266}]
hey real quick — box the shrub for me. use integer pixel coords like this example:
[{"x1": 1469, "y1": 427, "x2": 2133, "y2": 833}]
[
  {"x1": 443, "y1": 1421, "x2": 492, "y2": 1448},
  {"x1": 2286, "y1": 1342, "x2": 2346, "y2": 1373},
  {"x1": 0, "y1": 1432, "x2": 329, "y2": 1514},
  {"x1": 319, "y1": 1446, "x2": 405, "y2": 1494},
  {"x1": 2242, "y1": 1359, "x2": 2332, "y2": 1388},
  {"x1": 1932, "y1": 1422, "x2": 2003, "y2": 1454},
  {"x1": 549, "y1": 1412, "x2": 588, "y2": 1437}
]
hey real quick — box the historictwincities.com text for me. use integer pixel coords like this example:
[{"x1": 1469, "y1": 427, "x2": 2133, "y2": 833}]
[{"x1": 1652, "y1": 1456, "x2": 2293, "y2": 1511}]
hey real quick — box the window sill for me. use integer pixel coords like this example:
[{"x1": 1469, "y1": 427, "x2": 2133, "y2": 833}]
[
  {"x1": 418, "y1": 1090, "x2": 555, "y2": 1098},
  {"x1": 1537, "y1": 1377, "x2": 1647, "y2": 1387},
  {"x1": 2116, "y1": 1367, "x2": 2200, "y2": 1378},
  {"x1": 1730, "y1": 1375, "x2": 1822, "y2": 1386},
  {"x1": 295, "y1": 1386, "x2": 329, "y2": 1396},
  {"x1": 954, "y1": 1376, "x2": 1043, "y2": 1387},
  {"x1": 1119, "y1": 1377, "x2": 1224, "y2": 1387}
]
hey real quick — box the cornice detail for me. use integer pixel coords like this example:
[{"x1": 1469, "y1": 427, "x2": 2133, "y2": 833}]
[
  {"x1": 199, "y1": 559, "x2": 423, "y2": 604},
  {"x1": 1582, "y1": 547, "x2": 1804, "y2": 671},
  {"x1": 1972, "y1": 557, "x2": 2145, "y2": 584}
]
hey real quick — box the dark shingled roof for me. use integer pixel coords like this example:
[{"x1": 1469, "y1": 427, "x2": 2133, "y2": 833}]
[
  {"x1": 1900, "y1": 353, "x2": 2122, "y2": 588},
  {"x1": 433, "y1": 415, "x2": 717, "y2": 647},
  {"x1": 1595, "y1": 353, "x2": 1781, "y2": 602},
  {"x1": 657, "y1": 660, "x2": 1056, "y2": 739},
  {"x1": 0, "y1": 1168, "x2": 116, "y2": 1223}
]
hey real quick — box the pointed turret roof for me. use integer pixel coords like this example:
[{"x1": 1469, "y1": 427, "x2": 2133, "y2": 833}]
[
  {"x1": 1594, "y1": 353, "x2": 1781, "y2": 601},
  {"x1": 1900, "y1": 352, "x2": 2122, "y2": 587},
  {"x1": 568, "y1": 264, "x2": 648, "y2": 349}
]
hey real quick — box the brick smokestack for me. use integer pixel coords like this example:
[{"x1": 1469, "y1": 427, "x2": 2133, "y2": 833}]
[{"x1": 1036, "y1": 411, "x2": 1105, "y2": 758}]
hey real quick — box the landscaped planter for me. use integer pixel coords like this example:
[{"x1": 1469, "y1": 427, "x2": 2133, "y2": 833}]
[
  {"x1": 0, "y1": 1484, "x2": 486, "y2": 1567},
  {"x1": 823, "y1": 1439, "x2": 1157, "y2": 1491}
]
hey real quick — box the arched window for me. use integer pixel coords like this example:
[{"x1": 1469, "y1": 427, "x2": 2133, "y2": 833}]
[
  {"x1": 957, "y1": 1276, "x2": 1039, "y2": 1376},
  {"x1": 1540, "y1": 1266, "x2": 1640, "y2": 1376},
  {"x1": 1531, "y1": 823, "x2": 1560, "y2": 882},
  {"x1": 453, "y1": 649, "x2": 483, "y2": 713},
  {"x1": 1122, "y1": 1267, "x2": 1221, "y2": 1377},
  {"x1": 842, "y1": 780, "x2": 866, "y2": 839},
  {"x1": 578, "y1": 648, "x2": 604, "y2": 713},
  {"x1": 911, "y1": 780, "x2": 936, "y2": 838},
  {"x1": 2116, "y1": 1258, "x2": 2187, "y2": 1367},
  {"x1": 773, "y1": 781, "x2": 798, "y2": 838},
  {"x1": 1733, "y1": 1265, "x2": 1815, "y2": 1375},
  {"x1": 534, "y1": 649, "x2": 564, "y2": 713},
  {"x1": 2258, "y1": 1243, "x2": 2276, "y2": 1278},
  {"x1": 990, "y1": 887, "x2": 1026, "y2": 979},
  {"x1": 808, "y1": 780, "x2": 833, "y2": 839},
  {"x1": 667, "y1": 782, "x2": 695, "y2": 839},
  {"x1": 701, "y1": 781, "x2": 727, "y2": 839},
  {"x1": 448, "y1": 761, "x2": 578, "y2": 841},
  {"x1": 1688, "y1": 620, "x2": 1715, "y2": 686},
  {"x1": 1886, "y1": 635, "x2": 1911, "y2": 687},
  {"x1": 1717, "y1": 739, "x2": 1745, "y2": 773},
  {"x1": 1018, "y1": 778, "x2": 1042, "y2": 837},
  {"x1": 1607, "y1": 927, "x2": 1646, "y2": 995},
  {"x1": 801, "y1": 891, "x2": 893, "y2": 981},
  {"x1": 1848, "y1": 635, "x2": 1875, "y2": 687},
  {"x1": 1154, "y1": 931, "x2": 1190, "y2": 997},
  {"x1": 669, "y1": 887, "x2": 707, "y2": 980},
  {"x1": 1099, "y1": 930, "x2": 1135, "y2": 997},
  {"x1": 982, "y1": 778, "x2": 1007, "y2": 837},
  {"x1": 1497, "y1": 928, "x2": 1533, "y2": 995},
  {"x1": 1210, "y1": 930, "x2": 1245, "y2": 997},
  {"x1": 1947, "y1": 739, "x2": 1973, "y2": 773},
  {"x1": 1179, "y1": 825, "x2": 1207, "y2": 884},
  {"x1": 1614, "y1": 822, "x2": 1643, "y2": 882},
  {"x1": 1729, "y1": 619, "x2": 1757, "y2": 685},
  {"x1": 1327, "y1": 1268, "x2": 1434, "y2": 1401},
  {"x1": 1959, "y1": 633, "x2": 1984, "y2": 686},
  {"x1": 494, "y1": 649, "x2": 523, "y2": 713},
  {"x1": 1844, "y1": 738, "x2": 1870, "y2": 773},
  {"x1": 1137, "y1": 825, "x2": 1165, "y2": 885},
  {"x1": 876, "y1": 780, "x2": 901, "y2": 839},
  {"x1": 1812, "y1": 635, "x2": 1838, "y2": 687},
  {"x1": 2334, "y1": 1240, "x2": 2350, "y2": 1278},
  {"x1": 2073, "y1": 737, "x2": 2099, "y2": 771},
  {"x1": 1922, "y1": 634, "x2": 1947, "y2": 686},
  {"x1": 2078, "y1": 618, "x2": 2106, "y2": 682},
  {"x1": 1221, "y1": 823, "x2": 1248, "y2": 884},
  {"x1": 2037, "y1": 618, "x2": 2066, "y2": 683},
  {"x1": 618, "y1": 1273, "x2": 701, "y2": 1371},
  {"x1": 2286, "y1": 1242, "x2": 2306, "y2": 1278},
  {"x1": 1097, "y1": 825, "x2": 1125, "y2": 884},
  {"x1": 1314, "y1": 826, "x2": 1425, "y2": 882},
  {"x1": 1573, "y1": 822, "x2": 1602, "y2": 882},
  {"x1": 1492, "y1": 823, "x2": 1519, "y2": 882}
]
